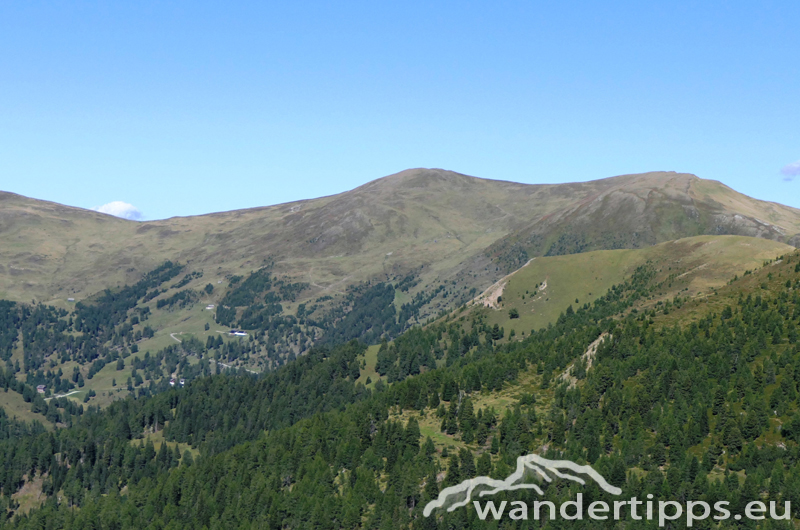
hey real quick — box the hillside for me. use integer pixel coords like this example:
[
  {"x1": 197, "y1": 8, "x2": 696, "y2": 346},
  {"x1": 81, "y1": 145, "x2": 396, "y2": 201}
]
[
  {"x1": 485, "y1": 172, "x2": 800, "y2": 272},
  {"x1": 2, "y1": 170, "x2": 799, "y2": 314},
  {"x1": 2, "y1": 244, "x2": 799, "y2": 528},
  {"x1": 1, "y1": 173, "x2": 799, "y2": 525},
  {"x1": 0, "y1": 169, "x2": 543, "y2": 304},
  {"x1": 2, "y1": 170, "x2": 800, "y2": 416},
  {"x1": 465, "y1": 235, "x2": 795, "y2": 340}
]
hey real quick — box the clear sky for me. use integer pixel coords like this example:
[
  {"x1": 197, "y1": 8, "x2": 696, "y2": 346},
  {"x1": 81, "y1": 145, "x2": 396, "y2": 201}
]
[{"x1": 1, "y1": 1, "x2": 798, "y2": 220}]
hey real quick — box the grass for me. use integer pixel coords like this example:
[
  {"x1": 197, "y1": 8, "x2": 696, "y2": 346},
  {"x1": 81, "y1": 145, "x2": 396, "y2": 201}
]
[
  {"x1": 480, "y1": 249, "x2": 635, "y2": 334},
  {"x1": 11, "y1": 474, "x2": 46, "y2": 515},
  {"x1": 3, "y1": 177, "x2": 798, "y2": 414},
  {"x1": 357, "y1": 344, "x2": 381, "y2": 387},
  {"x1": 657, "y1": 245, "x2": 798, "y2": 328},
  {"x1": 396, "y1": 246, "x2": 800, "y2": 475},
  {"x1": 470, "y1": 235, "x2": 794, "y2": 338},
  {"x1": 72, "y1": 297, "x2": 258, "y2": 408},
  {"x1": 3, "y1": 295, "x2": 259, "y2": 413},
  {"x1": 393, "y1": 289, "x2": 411, "y2": 311},
  {"x1": 6, "y1": 170, "x2": 798, "y2": 332},
  {"x1": 4, "y1": 234, "x2": 792, "y2": 420},
  {"x1": 131, "y1": 428, "x2": 199, "y2": 458},
  {"x1": 83, "y1": 361, "x2": 129, "y2": 407},
  {"x1": 2, "y1": 171, "x2": 797, "y2": 414},
  {"x1": 135, "y1": 300, "x2": 219, "y2": 353},
  {"x1": 389, "y1": 363, "x2": 556, "y2": 469},
  {"x1": 0, "y1": 168, "x2": 584, "y2": 308},
  {"x1": 0, "y1": 390, "x2": 52, "y2": 429},
  {"x1": 358, "y1": 238, "x2": 797, "y2": 462}
]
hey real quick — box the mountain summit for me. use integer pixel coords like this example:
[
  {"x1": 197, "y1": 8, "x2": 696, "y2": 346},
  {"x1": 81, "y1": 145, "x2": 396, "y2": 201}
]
[{"x1": 0, "y1": 169, "x2": 798, "y2": 304}]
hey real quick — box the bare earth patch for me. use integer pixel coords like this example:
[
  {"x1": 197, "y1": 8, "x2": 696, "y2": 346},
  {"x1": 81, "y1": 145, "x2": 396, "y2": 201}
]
[
  {"x1": 560, "y1": 333, "x2": 609, "y2": 387},
  {"x1": 11, "y1": 474, "x2": 46, "y2": 515},
  {"x1": 471, "y1": 258, "x2": 535, "y2": 309}
]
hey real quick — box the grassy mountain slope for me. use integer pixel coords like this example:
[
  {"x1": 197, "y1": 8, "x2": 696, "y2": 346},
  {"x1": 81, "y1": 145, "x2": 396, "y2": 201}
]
[
  {"x1": 0, "y1": 232, "x2": 784, "y2": 417},
  {"x1": 356, "y1": 235, "x2": 793, "y2": 385},
  {"x1": 1, "y1": 170, "x2": 799, "y2": 391},
  {"x1": 2, "y1": 170, "x2": 799, "y2": 311},
  {"x1": 469, "y1": 235, "x2": 795, "y2": 339},
  {"x1": 0, "y1": 169, "x2": 547, "y2": 304},
  {"x1": 485, "y1": 172, "x2": 800, "y2": 272},
  {"x1": 0, "y1": 391, "x2": 50, "y2": 430}
]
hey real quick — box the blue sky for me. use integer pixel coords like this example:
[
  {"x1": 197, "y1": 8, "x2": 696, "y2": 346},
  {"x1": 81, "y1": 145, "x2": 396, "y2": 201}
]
[{"x1": 1, "y1": 1, "x2": 798, "y2": 220}]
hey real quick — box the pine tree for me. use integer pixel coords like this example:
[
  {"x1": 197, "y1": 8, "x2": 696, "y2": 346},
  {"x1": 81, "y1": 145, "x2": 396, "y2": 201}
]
[
  {"x1": 712, "y1": 387, "x2": 726, "y2": 415},
  {"x1": 444, "y1": 455, "x2": 461, "y2": 486},
  {"x1": 421, "y1": 436, "x2": 435, "y2": 458},
  {"x1": 423, "y1": 471, "x2": 439, "y2": 501},
  {"x1": 477, "y1": 452, "x2": 492, "y2": 476},
  {"x1": 457, "y1": 397, "x2": 476, "y2": 443}
]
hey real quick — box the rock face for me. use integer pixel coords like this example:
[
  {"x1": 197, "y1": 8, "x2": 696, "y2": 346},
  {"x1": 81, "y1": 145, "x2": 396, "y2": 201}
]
[{"x1": 1, "y1": 169, "x2": 799, "y2": 303}]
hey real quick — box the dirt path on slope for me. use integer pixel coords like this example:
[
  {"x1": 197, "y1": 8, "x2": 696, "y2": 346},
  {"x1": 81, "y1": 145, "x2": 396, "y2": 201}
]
[{"x1": 471, "y1": 259, "x2": 536, "y2": 309}]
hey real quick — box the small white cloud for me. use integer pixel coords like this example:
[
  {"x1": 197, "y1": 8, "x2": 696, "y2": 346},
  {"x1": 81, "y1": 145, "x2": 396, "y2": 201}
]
[
  {"x1": 780, "y1": 160, "x2": 800, "y2": 181},
  {"x1": 92, "y1": 201, "x2": 143, "y2": 220}
]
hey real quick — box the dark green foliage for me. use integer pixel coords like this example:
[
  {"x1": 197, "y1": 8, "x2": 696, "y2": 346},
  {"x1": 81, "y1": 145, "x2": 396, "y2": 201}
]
[
  {"x1": 166, "y1": 340, "x2": 370, "y2": 455},
  {"x1": 3, "y1": 255, "x2": 800, "y2": 528},
  {"x1": 320, "y1": 282, "x2": 399, "y2": 345},
  {"x1": 74, "y1": 261, "x2": 182, "y2": 335},
  {"x1": 0, "y1": 260, "x2": 223, "y2": 421},
  {"x1": 215, "y1": 267, "x2": 308, "y2": 327},
  {"x1": 170, "y1": 270, "x2": 203, "y2": 289},
  {"x1": 0, "y1": 301, "x2": 20, "y2": 362},
  {"x1": 0, "y1": 261, "x2": 186, "y2": 403},
  {"x1": 156, "y1": 289, "x2": 199, "y2": 310},
  {"x1": 213, "y1": 269, "x2": 442, "y2": 366}
]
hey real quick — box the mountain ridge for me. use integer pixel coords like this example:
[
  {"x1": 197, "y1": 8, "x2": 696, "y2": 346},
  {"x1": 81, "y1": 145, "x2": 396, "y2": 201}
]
[
  {"x1": 1, "y1": 169, "x2": 799, "y2": 307},
  {"x1": 483, "y1": 171, "x2": 800, "y2": 271}
]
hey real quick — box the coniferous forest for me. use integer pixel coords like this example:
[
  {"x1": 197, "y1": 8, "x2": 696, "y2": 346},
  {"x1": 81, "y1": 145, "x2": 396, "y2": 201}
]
[{"x1": 0, "y1": 253, "x2": 799, "y2": 528}]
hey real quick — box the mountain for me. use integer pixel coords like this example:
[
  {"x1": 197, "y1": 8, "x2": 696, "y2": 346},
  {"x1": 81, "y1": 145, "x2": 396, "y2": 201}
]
[
  {"x1": 2, "y1": 241, "x2": 799, "y2": 527},
  {"x1": 2, "y1": 169, "x2": 799, "y2": 382},
  {"x1": 3, "y1": 169, "x2": 800, "y2": 527},
  {"x1": 0, "y1": 169, "x2": 542, "y2": 303},
  {"x1": 2, "y1": 169, "x2": 799, "y2": 310},
  {"x1": 484, "y1": 171, "x2": 800, "y2": 272}
]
